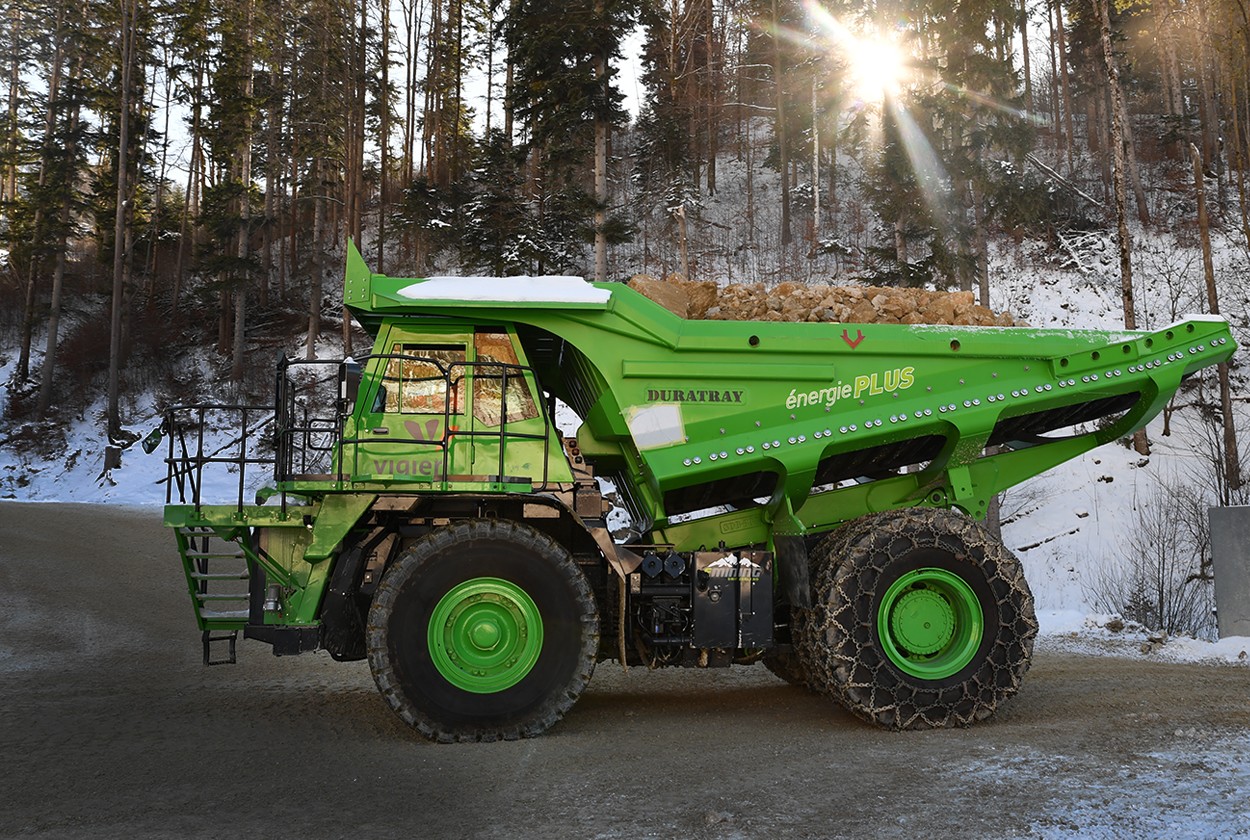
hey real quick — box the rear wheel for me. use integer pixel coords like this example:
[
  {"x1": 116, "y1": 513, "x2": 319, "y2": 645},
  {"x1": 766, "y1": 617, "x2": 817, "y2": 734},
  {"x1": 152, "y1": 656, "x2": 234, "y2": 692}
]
[
  {"x1": 762, "y1": 647, "x2": 808, "y2": 688},
  {"x1": 800, "y1": 508, "x2": 1036, "y2": 729},
  {"x1": 762, "y1": 607, "x2": 818, "y2": 690},
  {"x1": 366, "y1": 519, "x2": 599, "y2": 742}
]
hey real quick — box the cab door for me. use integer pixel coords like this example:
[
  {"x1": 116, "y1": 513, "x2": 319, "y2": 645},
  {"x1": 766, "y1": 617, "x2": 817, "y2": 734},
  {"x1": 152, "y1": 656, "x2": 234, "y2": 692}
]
[
  {"x1": 468, "y1": 329, "x2": 567, "y2": 484},
  {"x1": 351, "y1": 334, "x2": 469, "y2": 483}
]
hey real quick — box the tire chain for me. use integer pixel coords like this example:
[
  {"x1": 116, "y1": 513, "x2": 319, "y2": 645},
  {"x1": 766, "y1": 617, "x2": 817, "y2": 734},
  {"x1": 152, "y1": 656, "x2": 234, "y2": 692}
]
[{"x1": 799, "y1": 508, "x2": 1038, "y2": 730}]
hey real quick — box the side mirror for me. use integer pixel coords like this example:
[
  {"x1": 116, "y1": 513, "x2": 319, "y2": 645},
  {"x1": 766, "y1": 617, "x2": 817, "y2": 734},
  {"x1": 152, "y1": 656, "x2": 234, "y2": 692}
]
[
  {"x1": 342, "y1": 358, "x2": 362, "y2": 408},
  {"x1": 141, "y1": 420, "x2": 166, "y2": 454}
]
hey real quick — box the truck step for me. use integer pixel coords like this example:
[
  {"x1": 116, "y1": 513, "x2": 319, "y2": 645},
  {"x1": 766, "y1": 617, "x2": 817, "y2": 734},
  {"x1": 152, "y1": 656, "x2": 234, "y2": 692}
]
[
  {"x1": 199, "y1": 609, "x2": 250, "y2": 621},
  {"x1": 202, "y1": 630, "x2": 238, "y2": 665},
  {"x1": 176, "y1": 526, "x2": 252, "y2": 633},
  {"x1": 189, "y1": 570, "x2": 249, "y2": 581}
]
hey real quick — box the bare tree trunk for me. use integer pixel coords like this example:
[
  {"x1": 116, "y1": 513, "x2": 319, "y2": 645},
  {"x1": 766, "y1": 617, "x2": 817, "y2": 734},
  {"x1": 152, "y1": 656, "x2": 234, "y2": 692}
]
[
  {"x1": 957, "y1": 174, "x2": 975, "y2": 293},
  {"x1": 827, "y1": 129, "x2": 837, "y2": 229},
  {"x1": 423, "y1": 0, "x2": 440, "y2": 183},
  {"x1": 107, "y1": 0, "x2": 137, "y2": 441},
  {"x1": 286, "y1": 112, "x2": 298, "y2": 300},
  {"x1": 811, "y1": 79, "x2": 819, "y2": 236},
  {"x1": 1095, "y1": 0, "x2": 1146, "y2": 454},
  {"x1": 503, "y1": 0, "x2": 513, "y2": 142},
  {"x1": 1096, "y1": 0, "x2": 1135, "y2": 329},
  {"x1": 1191, "y1": 143, "x2": 1242, "y2": 493},
  {"x1": 1092, "y1": 86, "x2": 1110, "y2": 189},
  {"x1": 1046, "y1": 0, "x2": 1060, "y2": 151},
  {"x1": 356, "y1": 0, "x2": 367, "y2": 245},
  {"x1": 1, "y1": 2, "x2": 19, "y2": 215},
  {"x1": 173, "y1": 56, "x2": 204, "y2": 311},
  {"x1": 1159, "y1": 1, "x2": 1183, "y2": 157},
  {"x1": 592, "y1": 0, "x2": 607, "y2": 281},
  {"x1": 451, "y1": 0, "x2": 463, "y2": 185},
  {"x1": 745, "y1": 115, "x2": 754, "y2": 245},
  {"x1": 231, "y1": 0, "x2": 255, "y2": 384},
  {"x1": 973, "y1": 180, "x2": 990, "y2": 306},
  {"x1": 1054, "y1": 0, "x2": 1076, "y2": 173},
  {"x1": 379, "y1": 0, "x2": 391, "y2": 273},
  {"x1": 676, "y1": 204, "x2": 690, "y2": 280},
  {"x1": 706, "y1": 0, "x2": 718, "y2": 195},
  {"x1": 1196, "y1": 1, "x2": 1221, "y2": 171},
  {"x1": 308, "y1": 167, "x2": 325, "y2": 361},
  {"x1": 35, "y1": 57, "x2": 83, "y2": 419},
  {"x1": 772, "y1": 0, "x2": 790, "y2": 248},
  {"x1": 261, "y1": 40, "x2": 281, "y2": 308},
  {"x1": 1117, "y1": 79, "x2": 1151, "y2": 224},
  {"x1": 1019, "y1": 0, "x2": 1034, "y2": 115},
  {"x1": 145, "y1": 45, "x2": 173, "y2": 302},
  {"x1": 16, "y1": 0, "x2": 69, "y2": 384},
  {"x1": 1233, "y1": 79, "x2": 1250, "y2": 252}
]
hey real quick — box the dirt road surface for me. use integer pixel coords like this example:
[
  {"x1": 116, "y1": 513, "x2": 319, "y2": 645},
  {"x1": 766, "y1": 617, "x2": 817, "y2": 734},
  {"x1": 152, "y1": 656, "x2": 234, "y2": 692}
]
[{"x1": 2, "y1": 502, "x2": 1249, "y2": 839}]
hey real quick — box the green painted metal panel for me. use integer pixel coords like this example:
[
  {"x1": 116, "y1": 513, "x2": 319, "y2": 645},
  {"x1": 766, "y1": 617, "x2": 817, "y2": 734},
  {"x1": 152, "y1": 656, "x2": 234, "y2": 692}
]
[{"x1": 341, "y1": 241, "x2": 1236, "y2": 551}]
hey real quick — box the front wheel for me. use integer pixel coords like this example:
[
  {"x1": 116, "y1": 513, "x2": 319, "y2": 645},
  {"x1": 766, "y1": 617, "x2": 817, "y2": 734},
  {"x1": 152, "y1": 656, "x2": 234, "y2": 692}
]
[
  {"x1": 801, "y1": 508, "x2": 1036, "y2": 729},
  {"x1": 366, "y1": 519, "x2": 599, "y2": 742}
]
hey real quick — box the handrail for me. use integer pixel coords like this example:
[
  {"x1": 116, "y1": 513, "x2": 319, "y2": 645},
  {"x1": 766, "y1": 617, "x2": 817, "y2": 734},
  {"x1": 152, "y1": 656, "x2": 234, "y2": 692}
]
[{"x1": 163, "y1": 354, "x2": 558, "y2": 511}]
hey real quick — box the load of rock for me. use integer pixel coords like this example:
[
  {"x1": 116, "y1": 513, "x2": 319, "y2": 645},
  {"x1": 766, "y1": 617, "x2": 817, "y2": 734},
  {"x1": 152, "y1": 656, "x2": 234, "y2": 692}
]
[{"x1": 627, "y1": 276, "x2": 1018, "y2": 327}]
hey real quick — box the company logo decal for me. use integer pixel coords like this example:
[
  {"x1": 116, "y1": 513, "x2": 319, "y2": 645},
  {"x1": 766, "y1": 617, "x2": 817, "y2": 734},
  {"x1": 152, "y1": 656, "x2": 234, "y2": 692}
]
[
  {"x1": 786, "y1": 366, "x2": 915, "y2": 410},
  {"x1": 645, "y1": 388, "x2": 744, "y2": 404}
]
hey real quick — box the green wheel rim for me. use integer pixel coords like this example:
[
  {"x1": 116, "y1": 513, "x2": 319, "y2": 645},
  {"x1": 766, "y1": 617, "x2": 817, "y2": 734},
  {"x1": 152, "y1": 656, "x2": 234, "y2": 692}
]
[
  {"x1": 428, "y1": 577, "x2": 544, "y2": 693},
  {"x1": 877, "y1": 567, "x2": 983, "y2": 680}
]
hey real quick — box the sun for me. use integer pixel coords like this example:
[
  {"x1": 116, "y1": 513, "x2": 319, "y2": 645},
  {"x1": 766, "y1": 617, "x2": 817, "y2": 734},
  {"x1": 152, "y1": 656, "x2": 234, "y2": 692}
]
[
  {"x1": 801, "y1": 2, "x2": 911, "y2": 102},
  {"x1": 844, "y1": 34, "x2": 908, "y2": 101}
]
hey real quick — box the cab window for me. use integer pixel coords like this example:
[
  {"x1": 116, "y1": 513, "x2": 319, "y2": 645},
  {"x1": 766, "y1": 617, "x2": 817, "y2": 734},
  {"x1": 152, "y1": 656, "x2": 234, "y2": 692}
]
[
  {"x1": 473, "y1": 332, "x2": 538, "y2": 426},
  {"x1": 382, "y1": 343, "x2": 466, "y2": 414}
]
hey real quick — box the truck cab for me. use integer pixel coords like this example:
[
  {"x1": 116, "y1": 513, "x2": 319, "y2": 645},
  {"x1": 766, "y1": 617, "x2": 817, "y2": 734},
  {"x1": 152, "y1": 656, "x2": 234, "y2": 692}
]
[{"x1": 341, "y1": 323, "x2": 570, "y2": 489}]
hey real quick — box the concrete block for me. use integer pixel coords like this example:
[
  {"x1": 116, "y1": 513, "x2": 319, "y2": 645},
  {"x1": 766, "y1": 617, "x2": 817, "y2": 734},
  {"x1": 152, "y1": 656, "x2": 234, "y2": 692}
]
[{"x1": 1210, "y1": 506, "x2": 1250, "y2": 638}]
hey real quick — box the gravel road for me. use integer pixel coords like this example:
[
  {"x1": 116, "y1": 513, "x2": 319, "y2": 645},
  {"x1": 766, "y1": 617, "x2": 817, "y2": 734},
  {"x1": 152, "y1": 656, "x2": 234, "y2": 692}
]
[{"x1": 2, "y1": 502, "x2": 1248, "y2": 839}]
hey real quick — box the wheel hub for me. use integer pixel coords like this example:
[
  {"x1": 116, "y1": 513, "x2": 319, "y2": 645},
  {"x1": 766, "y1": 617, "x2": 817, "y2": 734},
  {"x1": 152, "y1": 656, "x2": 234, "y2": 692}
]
[
  {"x1": 468, "y1": 617, "x2": 503, "y2": 651},
  {"x1": 877, "y1": 567, "x2": 984, "y2": 680},
  {"x1": 889, "y1": 587, "x2": 955, "y2": 655},
  {"x1": 428, "y1": 578, "x2": 544, "y2": 693}
]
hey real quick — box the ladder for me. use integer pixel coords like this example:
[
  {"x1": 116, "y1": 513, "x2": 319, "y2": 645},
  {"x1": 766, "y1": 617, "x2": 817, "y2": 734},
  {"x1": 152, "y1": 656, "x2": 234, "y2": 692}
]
[{"x1": 175, "y1": 526, "x2": 250, "y2": 664}]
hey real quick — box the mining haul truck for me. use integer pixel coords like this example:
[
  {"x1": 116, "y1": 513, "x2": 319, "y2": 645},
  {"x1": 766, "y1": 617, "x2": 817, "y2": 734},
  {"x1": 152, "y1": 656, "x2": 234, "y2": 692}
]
[{"x1": 154, "y1": 243, "x2": 1236, "y2": 742}]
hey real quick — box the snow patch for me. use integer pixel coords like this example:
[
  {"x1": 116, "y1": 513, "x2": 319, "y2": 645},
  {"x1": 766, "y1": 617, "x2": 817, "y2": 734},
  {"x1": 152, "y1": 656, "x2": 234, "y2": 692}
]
[{"x1": 398, "y1": 276, "x2": 611, "y2": 304}]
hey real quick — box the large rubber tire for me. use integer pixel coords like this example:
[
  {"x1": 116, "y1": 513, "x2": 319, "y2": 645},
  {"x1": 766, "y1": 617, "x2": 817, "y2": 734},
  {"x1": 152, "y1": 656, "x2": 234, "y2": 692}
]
[
  {"x1": 800, "y1": 508, "x2": 1036, "y2": 730},
  {"x1": 366, "y1": 519, "x2": 599, "y2": 742},
  {"x1": 762, "y1": 607, "x2": 818, "y2": 691}
]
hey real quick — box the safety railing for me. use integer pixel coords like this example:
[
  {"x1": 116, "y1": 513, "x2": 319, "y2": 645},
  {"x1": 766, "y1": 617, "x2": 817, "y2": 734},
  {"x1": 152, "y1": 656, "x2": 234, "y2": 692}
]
[{"x1": 160, "y1": 354, "x2": 556, "y2": 512}]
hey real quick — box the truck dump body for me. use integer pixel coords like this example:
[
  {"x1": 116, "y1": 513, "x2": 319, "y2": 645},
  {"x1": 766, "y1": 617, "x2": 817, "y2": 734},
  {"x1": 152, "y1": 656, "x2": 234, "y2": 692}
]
[
  {"x1": 343, "y1": 244, "x2": 1236, "y2": 549},
  {"x1": 157, "y1": 243, "x2": 1237, "y2": 740}
]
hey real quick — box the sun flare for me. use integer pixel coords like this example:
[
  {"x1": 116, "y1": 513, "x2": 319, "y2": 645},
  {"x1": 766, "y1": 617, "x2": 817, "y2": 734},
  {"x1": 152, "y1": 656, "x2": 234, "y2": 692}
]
[{"x1": 844, "y1": 36, "x2": 907, "y2": 100}]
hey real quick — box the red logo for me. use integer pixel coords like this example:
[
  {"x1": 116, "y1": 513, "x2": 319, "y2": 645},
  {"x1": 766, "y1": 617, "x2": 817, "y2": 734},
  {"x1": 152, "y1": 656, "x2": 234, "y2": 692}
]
[{"x1": 842, "y1": 329, "x2": 866, "y2": 349}]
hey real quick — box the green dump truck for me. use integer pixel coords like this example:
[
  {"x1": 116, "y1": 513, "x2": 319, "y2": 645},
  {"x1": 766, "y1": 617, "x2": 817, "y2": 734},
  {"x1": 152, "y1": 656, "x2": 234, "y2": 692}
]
[{"x1": 156, "y1": 243, "x2": 1237, "y2": 741}]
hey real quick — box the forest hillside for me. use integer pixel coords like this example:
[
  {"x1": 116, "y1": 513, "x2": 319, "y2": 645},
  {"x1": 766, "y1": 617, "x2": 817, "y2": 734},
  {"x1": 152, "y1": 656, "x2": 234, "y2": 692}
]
[{"x1": 2, "y1": 0, "x2": 1248, "y2": 636}]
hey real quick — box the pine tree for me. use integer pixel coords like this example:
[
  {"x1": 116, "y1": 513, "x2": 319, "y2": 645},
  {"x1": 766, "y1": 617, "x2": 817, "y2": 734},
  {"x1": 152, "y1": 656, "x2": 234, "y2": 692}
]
[
  {"x1": 458, "y1": 129, "x2": 532, "y2": 273},
  {"x1": 502, "y1": 0, "x2": 639, "y2": 272}
]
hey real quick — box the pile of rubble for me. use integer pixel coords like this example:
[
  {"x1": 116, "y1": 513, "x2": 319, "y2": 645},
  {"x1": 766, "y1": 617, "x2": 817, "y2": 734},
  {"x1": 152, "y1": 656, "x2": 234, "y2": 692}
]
[{"x1": 627, "y1": 276, "x2": 1019, "y2": 327}]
